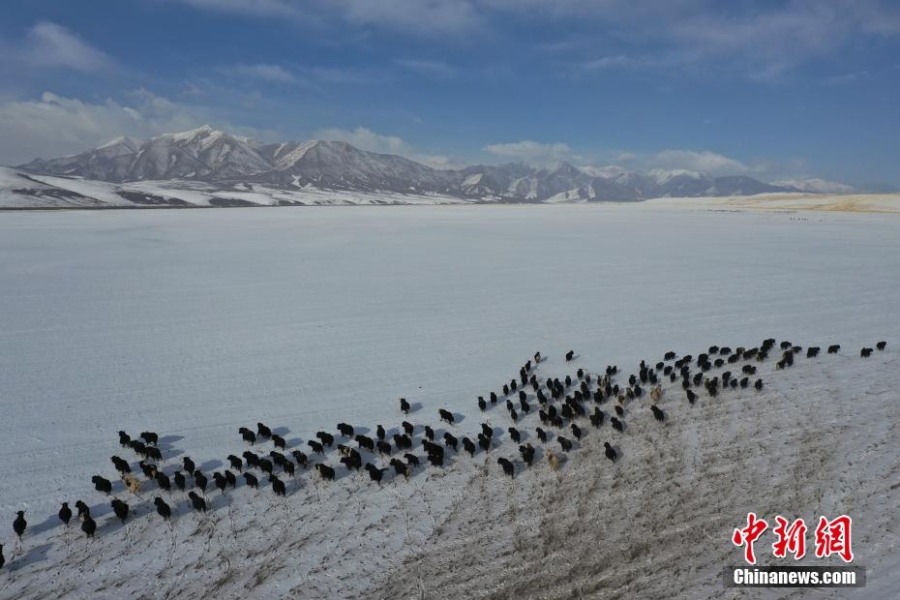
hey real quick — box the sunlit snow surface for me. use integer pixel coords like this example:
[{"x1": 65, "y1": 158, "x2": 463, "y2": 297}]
[{"x1": 0, "y1": 205, "x2": 898, "y2": 598}]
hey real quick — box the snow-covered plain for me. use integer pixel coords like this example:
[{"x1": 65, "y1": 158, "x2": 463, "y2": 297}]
[{"x1": 0, "y1": 205, "x2": 898, "y2": 598}]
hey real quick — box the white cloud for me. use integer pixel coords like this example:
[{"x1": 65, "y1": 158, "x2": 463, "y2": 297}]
[
  {"x1": 226, "y1": 63, "x2": 297, "y2": 83},
  {"x1": 609, "y1": 148, "x2": 827, "y2": 179},
  {"x1": 484, "y1": 140, "x2": 579, "y2": 164},
  {"x1": 581, "y1": 55, "x2": 657, "y2": 70},
  {"x1": 315, "y1": 126, "x2": 410, "y2": 154},
  {"x1": 0, "y1": 90, "x2": 266, "y2": 165},
  {"x1": 526, "y1": 1, "x2": 900, "y2": 81},
  {"x1": 18, "y1": 21, "x2": 114, "y2": 72},
  {"x1": 821, "y1": 70, "x2": 869, "y2": 86},
  {"x1": 171, "y1": 0, "x2": 482, "y2": 35},
  {"x1": 395, "y1": 59, "x2": 460, "y2": 79},
  {"x1": 313, "y1": 126, "x2": 461, "y2": 168},
  {"x1": 646, "y1": 149, "x2": 754, "y2": 176}
]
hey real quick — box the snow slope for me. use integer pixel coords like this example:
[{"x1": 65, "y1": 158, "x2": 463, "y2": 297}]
[
  {"x1": 0, "y1": 205, "x2": 897, "y2": 598},
  {"x1": 644, "y1": 193, "x2": 900, "y2": 213}
]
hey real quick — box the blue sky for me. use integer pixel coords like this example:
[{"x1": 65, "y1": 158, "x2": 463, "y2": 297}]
[{"x1": 1, "y1": 0, "x2": 899, "y2": 187}]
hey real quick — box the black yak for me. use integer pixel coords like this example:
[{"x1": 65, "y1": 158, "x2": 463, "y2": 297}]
[
  {"x1": 111, "y1": 499, "x2": 129, "y2": 524},
  {"x1": 92, "y1": 475, "x2": 112, "y2": 495},
  {"x1": 390, "y1": 459, "x2": 411, "y2": 478},
  {"x1": 243, "y1": 451, "x2": 261, "y2": 468},
  {"x1": 194, "y1": 470, "x2": 208, "y2": 492},
  {"x1": 81, "y1": 516, "x2": 97, "y2": 538},
  {"x1": 239, "y1": 427, "x2": 257, "y2": 444},
  {"x1": 316, "y1": 431, "x2": 335, "y2": 447},
  {"x1": 111, "y1": 456, "x2": 131, "y2": 475},
  {"x1": 13, "y1": 511, "x2": 26, "y2": 539},
  {"x1": 315, "y1": 463, "x2": 336, "y2": 481},
  {"x1": 227, "y1": 455, "x2": 243, "y2": 472},
  {"x1": 291, "y1": 450, "x2": 308, "y2": 467},
  {"x1": 604, "y1": 442, "x2": 617, "y2": 462},
  {"x1": 155, "y1": 471, "x2": 171, "y2": 491},
  {"x1": 365, "y1": 463, "x2": 388, "y2": 484},
  {"x1": 154, "y1": 497, "x2": 172, "y2": 520},
  {"x1": 270, "y1": 476, "x2": 286, "y2": 496},
  {"x1": 439, "y1": 408, "x2": 455, "y2": 425},
  {"x1": 213, "y1": 472, "x2": 227, "y2": 494},
  {"x1": 508, "y1": 427, "x2": 521, "y2": 443},
  {"x1": 188, "y1": 491, "x2": 207, "y2": 513},
  {"x1": 462, "y1": 437, "x2": 476, "y2": 457},
  {"x1": 519, "y1": 444, "x2": 535, "y2": 466},
  {"x1": 58, "y1": 502, "x2": 72, "y2": 527},
  {"x1": 571, "y1": 423, "x2": 582, "y2": 440},
  {"x1": 443, "y1": 432, "x2": 459, "y2": 451}
]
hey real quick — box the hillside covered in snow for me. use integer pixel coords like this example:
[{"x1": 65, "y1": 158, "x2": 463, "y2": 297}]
[
  {"x1": 1, "y1": 126, "x2": 862, "y2": 208},
  {"x1": 0, "y1": 205, "x2": 897, "y2": 598}
]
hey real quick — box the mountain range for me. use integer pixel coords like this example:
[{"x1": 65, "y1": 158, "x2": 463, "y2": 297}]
[{"x1": 3, "y1": 125, "x2": 855, "y2": 208}]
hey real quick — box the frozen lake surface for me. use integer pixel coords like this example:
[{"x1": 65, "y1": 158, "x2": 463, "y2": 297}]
[{"x1": 0, "y1": 204, "x2": 898, "y2": 598}]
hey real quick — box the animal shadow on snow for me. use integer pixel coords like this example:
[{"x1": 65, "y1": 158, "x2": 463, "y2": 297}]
[
  {"x1": 197, "y1": 459, "x2": 223, "y2": 472},
  {"x1": 610, "y1": 444, "x2": 623, "y2": 461},
  {"x1": 27, "y1": 513, "x2": 67, "y2": 537},
  {"x1": 5, "y1": 543, "x2": 53, "y2": 571},
  {"x1": 156, "y1": 434, "x2": 184, "y2": 450},
  {"x1": 408, "y1": 402, "x2": 423, "y2": 414},
  {"x1": 160, "y1": 448, "x2": 184, "y2": 462},
  {"x1": 272, "y1": 426, "x2": 290, "y2": 437}
]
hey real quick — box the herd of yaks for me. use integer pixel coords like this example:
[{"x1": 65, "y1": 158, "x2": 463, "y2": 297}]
[{"x1": 0, "y1": 339, "x2": 890, "y2": 568}]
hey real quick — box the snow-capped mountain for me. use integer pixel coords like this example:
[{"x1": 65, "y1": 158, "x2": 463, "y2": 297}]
[
  {"x1": 20, "y1": 125, "x2": 272, "y2": 182},
  {"x1": 7, "y1": 126, "x2": 856, "y2": 208},
  {"x1": 771, "y1": 178, "x2": 855, "y2": 194}
]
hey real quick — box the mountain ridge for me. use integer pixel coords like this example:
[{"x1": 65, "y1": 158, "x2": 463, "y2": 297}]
[{"x1": 13, "y1": 126, "x2": 854, "y2": 204}]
